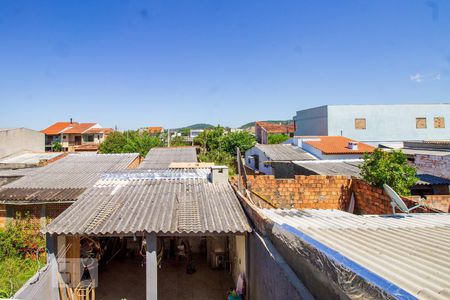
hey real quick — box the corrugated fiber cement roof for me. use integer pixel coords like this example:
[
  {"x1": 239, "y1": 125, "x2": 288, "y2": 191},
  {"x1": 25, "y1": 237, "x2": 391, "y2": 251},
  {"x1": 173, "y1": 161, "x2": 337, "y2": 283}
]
[
  {"x1": 44, "y1": 169, "x2": 251, "y2": 236},
  {"x1": 138, "y1": 147, "x2": 198, "y2": 169},
  {"x1": 255, "y1": 144, "x2": 316, "y2": 161},
  {"x1": 262, "y1": 209, "x2": 450, "y2": 300}
]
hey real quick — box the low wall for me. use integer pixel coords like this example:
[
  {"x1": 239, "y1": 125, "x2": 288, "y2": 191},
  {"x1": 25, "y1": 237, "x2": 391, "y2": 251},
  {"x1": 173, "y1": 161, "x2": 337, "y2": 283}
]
[
  {"x1": 246, "y1": 175, "x2": 352, "y2": 210},
  {"x1": 352, "y1": 179, "x2": 446, "y2": 214},
  {"x1": 0, "y1": 203, "x2": 72, "y2": 226}
]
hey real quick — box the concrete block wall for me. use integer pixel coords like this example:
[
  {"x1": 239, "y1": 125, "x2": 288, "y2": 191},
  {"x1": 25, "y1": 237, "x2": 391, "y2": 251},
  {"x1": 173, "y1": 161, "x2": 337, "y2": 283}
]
[
  {"x1": 414, "y1": 154, "x2": 450, "y2": 179},
  {"x1": 246, "y1": 175, "x2": 352, "y2": 210}
]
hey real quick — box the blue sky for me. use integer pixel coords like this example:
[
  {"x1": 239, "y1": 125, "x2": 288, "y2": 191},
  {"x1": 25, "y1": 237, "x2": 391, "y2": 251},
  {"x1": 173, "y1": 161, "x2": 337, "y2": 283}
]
[{"x1": 0, "y1": 1, "x2": 449, "y2": 130}]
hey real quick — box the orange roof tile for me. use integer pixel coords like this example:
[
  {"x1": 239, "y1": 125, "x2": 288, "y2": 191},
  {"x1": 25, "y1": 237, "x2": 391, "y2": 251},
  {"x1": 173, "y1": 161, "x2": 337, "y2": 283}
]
[
  {"x1": 84, "y1": 127, "x2": 114, "y2": 134},
  {"x1": 41, "y1": 122, "x2": 76, "y2": 135},
  {"x1": 62, "y1": 123, "x2": 97, "y2": 134},
  {"x1": 256, "y1": 121, "x2": 295, "y2": 134},
  {"x1": 302, "y1": 136, "x2": 375, "y2": 155},
  {"x1": 147, "y1": 126, "x2": 164, "y2": 134}
]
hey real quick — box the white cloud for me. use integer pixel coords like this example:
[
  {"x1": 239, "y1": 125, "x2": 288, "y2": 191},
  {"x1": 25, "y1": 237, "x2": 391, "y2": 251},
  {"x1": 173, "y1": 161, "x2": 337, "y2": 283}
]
[{"x1": 410, "y1": 72, "x2": 440, "y2": 83}]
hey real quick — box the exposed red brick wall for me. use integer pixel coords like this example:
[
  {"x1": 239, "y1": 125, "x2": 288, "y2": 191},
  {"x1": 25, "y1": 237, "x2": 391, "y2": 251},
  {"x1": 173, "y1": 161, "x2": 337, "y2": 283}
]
[
  {"x1": 352, "y1": 179, "x2": 442, "y2": 214},
  {"x1": 246, "y1": 175, "x2": 352, "y2": 210},
  {"x1": 39, "y1": 152, "x2": 68, "y2": 166},
  {"x1": 0, "y1": 203, "x2": 72, "y2": 226},
  {"x1": 12, "y1": 205, "x2": 41, "y2": 218},
  {"x1": 407, "y1": 195, "x2": 450, "y2": 212},
  {"x1": 45, "y1": 203, "x2": 71, "y2": 219},
  {"x1": 127, "y1": 156, "x2": 142, "y2": 169}
]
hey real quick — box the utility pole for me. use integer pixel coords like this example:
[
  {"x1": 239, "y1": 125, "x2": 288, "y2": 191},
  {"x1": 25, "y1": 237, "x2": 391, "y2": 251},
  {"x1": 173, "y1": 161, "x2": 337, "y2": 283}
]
[{"x1": 167, "y1": 129, "x2": 171, "y2": 147}]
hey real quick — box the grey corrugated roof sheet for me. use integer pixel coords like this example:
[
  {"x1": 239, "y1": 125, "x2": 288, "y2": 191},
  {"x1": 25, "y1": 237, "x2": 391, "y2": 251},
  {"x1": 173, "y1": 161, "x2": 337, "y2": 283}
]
[
  {"x1": 293, "y1": 160, "x2": 362, "y2": 177},
  {"x1": 44, "y1": 169, "x2": 251, "y2": 235},
  {"x1": 0, "y1": 152, "x2": 64, "y2": 165},
  {"x1": 4, "y1": 153, "x2": 139, "y2": 189},
  {"x1": 0, "y1": 188, "x2": 85, "y2": 203},
  {"x1": 255, "y1": 144, "x2": 316, "y2": 161},
  {"x1": 262, "y1": 209, "x2": 450, "y2": 300},
  {"x1": 138, "y1": 147, "x2": 198, "y2": 169}
]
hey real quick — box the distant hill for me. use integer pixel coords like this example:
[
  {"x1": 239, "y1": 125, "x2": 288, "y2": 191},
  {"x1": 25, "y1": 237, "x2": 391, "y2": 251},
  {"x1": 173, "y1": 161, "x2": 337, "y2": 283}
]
[
  {"x1": 177, "y1": 123, "x2": 214, "y2": 130},
  {"x1": 239, "y1": 120, "x2": 292, "y2": 129}
]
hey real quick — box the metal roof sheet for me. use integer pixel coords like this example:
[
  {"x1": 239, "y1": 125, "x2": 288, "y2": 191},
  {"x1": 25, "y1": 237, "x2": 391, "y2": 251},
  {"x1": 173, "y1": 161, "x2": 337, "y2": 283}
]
[
  {"x1": 138, "y1": 147, "x2": 198, "y2": 169},
  {"x1": 44, "y1": 169, "x2": 251, "y2": 235},
  {"x1": 255, "y1": 144, "x2": 316, "y2": 161},
  {"x1": 416, "y1": 174, "x2": 450, "y2": 186},
  {"x1": 293, "y1": 160, "x2": 362, "y2": 177},
  {"x1": 262, "y1": 209, "x2": 450, "y2": 299},
  {"x1": 2, "y1": 153, "x2": 139, "y2": 189}
]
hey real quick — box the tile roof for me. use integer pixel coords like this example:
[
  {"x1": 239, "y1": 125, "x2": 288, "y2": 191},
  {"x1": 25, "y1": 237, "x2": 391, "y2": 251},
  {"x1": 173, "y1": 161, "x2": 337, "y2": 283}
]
[
  {"x1": 262, "y1": 209, "x2": 450, "y2": 300},
  {"x1": 293, "y1": 160, "x2": 362, "y2": 177},
  {"x1": 138, "y1": 147, "x2": 198, "y2": 169},
  {"x1": 84, "y1": 127, "x2": 113, "y2": 134},
  {"x1": 256, "y1": 122, "x2": 295, "y2": 134},
  {"x1": 44, "y1": 169, "x2": 251, "y2": 235},
  {"x1": 62, "y1": 123, "x2": 97, "y2": 134},
  {"x1": 147, "y1": 126, "x2": 164, "y2": 134},
  {"x1": 302, "y1": 136, "x2": 375, "y2": 155},
  {"x1": 41, "y1": 122, "x2": 75, "y2": 135},
  {"x1": 254, "y1": 144, "x2": 316, "y2": 161}
]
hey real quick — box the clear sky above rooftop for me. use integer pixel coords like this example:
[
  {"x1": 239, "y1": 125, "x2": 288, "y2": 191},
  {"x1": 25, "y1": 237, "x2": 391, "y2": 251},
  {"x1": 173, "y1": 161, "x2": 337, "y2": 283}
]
[{"x1": 0, "y1": 1, "x2": 449, "y2": 130}]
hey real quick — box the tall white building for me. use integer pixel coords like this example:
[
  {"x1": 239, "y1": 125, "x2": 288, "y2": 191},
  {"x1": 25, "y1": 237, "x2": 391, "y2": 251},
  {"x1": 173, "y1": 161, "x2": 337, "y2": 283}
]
[{"x1": 293, "y1": 104, "x2": 450, "y2": 144}]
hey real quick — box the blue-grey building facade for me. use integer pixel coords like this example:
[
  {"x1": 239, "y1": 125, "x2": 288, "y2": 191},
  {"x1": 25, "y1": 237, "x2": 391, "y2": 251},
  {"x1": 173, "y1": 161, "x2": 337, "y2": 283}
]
[{"x1": 293, "y1": 104, "x2": 450, "y2": 143}]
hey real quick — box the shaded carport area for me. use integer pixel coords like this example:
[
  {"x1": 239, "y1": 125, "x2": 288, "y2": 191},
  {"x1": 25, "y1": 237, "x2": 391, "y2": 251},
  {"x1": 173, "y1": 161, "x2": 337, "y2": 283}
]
[{"x1": 43, "y1": 167, "x2": 251, "y2": 300}]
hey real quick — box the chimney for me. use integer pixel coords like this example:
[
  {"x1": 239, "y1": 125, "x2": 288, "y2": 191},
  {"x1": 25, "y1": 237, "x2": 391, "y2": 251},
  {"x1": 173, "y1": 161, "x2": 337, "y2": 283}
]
[
  {"x1": 210, "y1": 166, "x2": 228, "y2": 184},
  {"x1": 70, "y1": 118, "x2": 73, "y2": 124},
  {"x1": 348, "y1": 141, "x2": 359, "y2": 150}
]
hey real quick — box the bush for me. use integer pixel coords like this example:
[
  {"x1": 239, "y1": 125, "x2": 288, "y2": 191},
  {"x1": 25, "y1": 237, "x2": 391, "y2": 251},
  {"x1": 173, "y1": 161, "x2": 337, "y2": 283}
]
[
  {"x1": 359, "y1": 149, "x2": 418, "y2": 195},
  {"x1": 268, "y1": 134, "x2": 290, "y2": 144},
  {"x1": 0, "y1": 216, "x2": 46, "y2": 297},
  {"x1": 52, "y1": 141, "x2": 62, "y2": 152}
]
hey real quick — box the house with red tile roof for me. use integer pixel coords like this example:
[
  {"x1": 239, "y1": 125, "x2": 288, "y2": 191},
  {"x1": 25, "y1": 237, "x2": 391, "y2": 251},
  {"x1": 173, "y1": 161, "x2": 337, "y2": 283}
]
[
  {"x1": 288, "y1": 136, "x2": 375, "y2": 159},
  {"x1": 255, "y1": 121, "x2": 295, "y2": 144},
  {"x1": 41, "y1": 121, "x2": 113, "y2": 152},
  {"x1": 147, "y1": 126, "x2": 164, "y2": 135}
]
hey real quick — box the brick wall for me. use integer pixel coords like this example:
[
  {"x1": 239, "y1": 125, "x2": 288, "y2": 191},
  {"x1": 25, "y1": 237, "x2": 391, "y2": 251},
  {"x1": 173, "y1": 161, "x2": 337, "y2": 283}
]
[
  {"x1": 414, "y1": 154, "x2": 450, "y2": 179},
  {"x1": 246, "y1": 175, "x2": 352, "y2": 210},
  {"x1": 238, "y1": 175, "x2": 449, "y2": 214},
  {"x1": 0, "y1": 203, "x2": 72, "y2": 226},
  {"x1": 352, "y1": 179, "x2": 445, "y2": 214}
]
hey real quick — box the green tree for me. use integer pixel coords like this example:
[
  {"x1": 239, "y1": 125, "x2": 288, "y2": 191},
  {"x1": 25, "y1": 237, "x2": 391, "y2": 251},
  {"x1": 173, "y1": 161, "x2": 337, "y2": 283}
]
[
  {"x1": 99, "y1": 131, "x2": 128, "y2": 154},
  {"x1": 170, "y1": 135, "x2": 190, "y2": 147},
  {"x1": 194, "y1": 126, "x2": 225, "y2": 153},
  {"x1": 221, "y1": 131, "x2": 256, "y2": 156},
  {"x1": 52, "y1": 141, "x2": 62, "y2": 152},
  {"x1": 268, "y1": 134, "x2": 290, "y2": 144},
  {"x1": 359, "y1": 149, "x2": 418, "y2": 195},
  {"x1": 99, "y1": 130, "x2": 163, "y2": 156}
]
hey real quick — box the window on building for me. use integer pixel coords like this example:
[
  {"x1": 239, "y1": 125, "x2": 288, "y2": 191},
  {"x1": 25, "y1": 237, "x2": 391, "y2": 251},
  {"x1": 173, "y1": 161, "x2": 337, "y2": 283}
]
[
  {"x1": 416, "y1": 118, "x2": 427, "y2": 129},
  {"x1": 83, "y1": 134, "x2": 94, "y2": 142},
  {"x1": 355, "y1": 118, "x2": 366, "y2": 130},
  {"x1": 434, "y1": 117, "x2": 445, "y2": 128}
]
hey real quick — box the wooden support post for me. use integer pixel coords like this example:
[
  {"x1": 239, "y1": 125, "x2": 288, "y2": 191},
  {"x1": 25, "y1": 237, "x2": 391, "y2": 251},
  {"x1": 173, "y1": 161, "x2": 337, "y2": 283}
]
[
  {"x1": 66, "y1": 236, "x2": 81, "y2": 288},
  {"x1": 146, "y1": 232, "x2": 158, "y2": 300}
]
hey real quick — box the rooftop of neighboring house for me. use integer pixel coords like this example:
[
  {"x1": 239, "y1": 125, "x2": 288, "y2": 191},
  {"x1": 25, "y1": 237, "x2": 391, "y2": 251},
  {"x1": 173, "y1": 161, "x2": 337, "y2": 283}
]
[
  {"x1": 256, "y1": 121, "x2": 295, "y2": 134},
  {"x1": 293, "y1": 159, "x2": 363, "y2": 177},
  {"x1": 297, "y1": 136, "x2": 375, "y2": 155},
  {"x1": 0, "y1": 151, "x2": 65, "y2": 168},
  {"x1": 262, "y1": 208, "x2": 450, "y2": 299},
  {"x1": 138, "y1": 147, "x2": 198, "y2": 169},
  {"x1": 147, "y1": 126, "x2": 164, "y2": 134},
  {"x1": 62, "y1": 123, "x2": 98, "y2": 134},
  {"x1": 0, "y1": 153, "x2": 140, "y2": 204},
  {"x1": 43, "y1": 167, "x2": 251, "y2": 236},
  {"x1": 252, "y1": 144, "x2": 316, "y2": 161},
  {"x1": 41, "y1": 122, "x2": 76, "y2": 135},
  {"x1": 41, "y1": 121, "x2": 112, "y2": 135}
]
